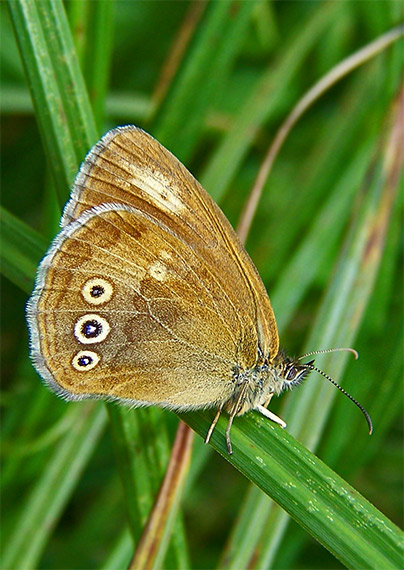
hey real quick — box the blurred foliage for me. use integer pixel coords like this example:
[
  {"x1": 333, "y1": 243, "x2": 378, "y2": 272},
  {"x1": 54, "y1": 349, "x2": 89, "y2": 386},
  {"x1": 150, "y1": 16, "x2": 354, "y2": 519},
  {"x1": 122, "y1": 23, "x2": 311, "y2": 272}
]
[{"x1": 1, "y1": 1, "x2": 403, "y2": 569}]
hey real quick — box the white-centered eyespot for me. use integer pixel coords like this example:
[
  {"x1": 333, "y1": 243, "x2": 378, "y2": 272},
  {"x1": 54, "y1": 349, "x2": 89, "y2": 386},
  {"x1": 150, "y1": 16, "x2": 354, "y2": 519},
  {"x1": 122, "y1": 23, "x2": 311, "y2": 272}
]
[
  {"x1": 81, "y1": 277, "x2": 114, "y2": 305},
  {"x1": 74, "y1": 314, "x2": 111, "y2": 344},
  {"x1": 72, "y1": 350, "x2": 100, "y2": 371}
]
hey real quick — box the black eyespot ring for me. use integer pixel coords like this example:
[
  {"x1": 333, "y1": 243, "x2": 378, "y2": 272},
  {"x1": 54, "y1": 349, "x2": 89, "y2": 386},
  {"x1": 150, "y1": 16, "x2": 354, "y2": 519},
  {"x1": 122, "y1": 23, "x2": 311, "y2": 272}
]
[
  {"x1": 90, "y1": 285, "x2": 105, "y2": 298},
  {"x1": 78, "y1": 354, "x2": 93, "y2": 366},
  {"x1": 81, "y1": 319, "x2": 103, "y2": 339}
]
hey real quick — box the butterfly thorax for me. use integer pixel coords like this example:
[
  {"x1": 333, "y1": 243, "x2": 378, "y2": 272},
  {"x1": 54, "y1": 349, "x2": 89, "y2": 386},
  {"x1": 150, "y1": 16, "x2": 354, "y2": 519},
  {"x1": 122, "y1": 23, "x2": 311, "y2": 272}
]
[{"x1": 224, "y1": 350, "x2": 313, "y2": 417}]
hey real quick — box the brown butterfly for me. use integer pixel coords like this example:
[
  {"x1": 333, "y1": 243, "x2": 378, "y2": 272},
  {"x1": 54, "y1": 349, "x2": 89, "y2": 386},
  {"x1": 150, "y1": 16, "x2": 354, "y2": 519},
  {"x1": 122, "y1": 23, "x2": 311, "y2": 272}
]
[{"x1": 27, "y1": 126, "x2": 372, "y2": 453}]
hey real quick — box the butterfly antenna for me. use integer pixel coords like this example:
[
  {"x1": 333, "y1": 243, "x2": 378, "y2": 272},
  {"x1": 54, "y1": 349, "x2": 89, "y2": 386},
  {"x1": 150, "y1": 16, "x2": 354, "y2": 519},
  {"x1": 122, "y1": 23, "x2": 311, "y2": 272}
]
[
  {"x1": 298, "y1": 347, "x2": 359, "y2": 360},
  {"x1": 303, "y1": 361, "x2": 373, "y2": 435}
]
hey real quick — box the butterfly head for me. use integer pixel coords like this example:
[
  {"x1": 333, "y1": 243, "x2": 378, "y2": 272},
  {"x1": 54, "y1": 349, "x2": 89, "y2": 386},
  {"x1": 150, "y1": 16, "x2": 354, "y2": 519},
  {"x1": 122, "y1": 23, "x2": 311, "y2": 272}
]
[
  {"x1": 273, "y1": 347, "x2": 373, "y2": 437},
  {"x1": 273, "y1": 350, "x2": 314, "y2": 391}
]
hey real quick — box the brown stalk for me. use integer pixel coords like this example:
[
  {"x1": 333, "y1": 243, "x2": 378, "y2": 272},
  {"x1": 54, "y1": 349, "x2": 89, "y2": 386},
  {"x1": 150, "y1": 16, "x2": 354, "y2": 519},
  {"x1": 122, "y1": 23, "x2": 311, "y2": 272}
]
[
  {"x1": 128, "y1": 421, "x2": 194, "y2": 570},
  {"x1": 151, "y1": 1, "x2": 207, "y2": 112},
  {"x1": 362, "y1": 79, "x2": 404, "y2": 270}
]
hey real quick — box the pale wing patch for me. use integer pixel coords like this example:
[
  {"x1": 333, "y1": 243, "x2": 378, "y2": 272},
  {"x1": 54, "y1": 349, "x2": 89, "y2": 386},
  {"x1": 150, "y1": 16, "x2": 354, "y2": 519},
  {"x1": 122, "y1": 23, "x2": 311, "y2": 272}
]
[
  {"x1": 128, "y1": 164, "x2": 184, "y2": 214},
  {"x1": 160, "y1": 250, "x2": 172, "y2": 260},
  {"x1": 149, "y1": 260, "x2": 167, "y2": 282}
]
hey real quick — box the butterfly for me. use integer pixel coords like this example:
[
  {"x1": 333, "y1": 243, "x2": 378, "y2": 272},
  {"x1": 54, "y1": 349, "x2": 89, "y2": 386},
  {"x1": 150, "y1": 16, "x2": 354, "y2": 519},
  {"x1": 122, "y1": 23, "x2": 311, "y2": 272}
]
[{"x1": 27, "y1": 126, "x2": 372, "y2": 454}]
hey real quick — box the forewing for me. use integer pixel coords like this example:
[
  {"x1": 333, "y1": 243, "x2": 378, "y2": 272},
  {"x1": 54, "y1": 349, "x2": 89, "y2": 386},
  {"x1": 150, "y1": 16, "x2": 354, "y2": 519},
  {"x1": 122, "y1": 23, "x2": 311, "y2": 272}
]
[{"x1": 62, "y1": 126, "x2": 279, "y2": 361}]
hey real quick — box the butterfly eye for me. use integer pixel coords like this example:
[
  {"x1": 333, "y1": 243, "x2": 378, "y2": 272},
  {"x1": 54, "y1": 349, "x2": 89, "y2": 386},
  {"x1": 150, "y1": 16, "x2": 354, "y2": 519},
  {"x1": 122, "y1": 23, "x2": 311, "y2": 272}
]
[
  {"x1": 281, "y1": 361, "x2": 312, "y2": 388},
  {"x1": 285, "y1": 366, "x2": 298, "y2": 381}
]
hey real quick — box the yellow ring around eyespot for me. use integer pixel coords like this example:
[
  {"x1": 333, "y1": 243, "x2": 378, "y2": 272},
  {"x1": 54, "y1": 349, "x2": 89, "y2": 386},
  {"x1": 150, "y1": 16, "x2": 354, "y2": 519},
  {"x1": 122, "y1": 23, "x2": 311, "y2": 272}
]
[
  {"x1": 74, "y1": 314, "x2": 111, "y2": 344},
  {"x1": 72, "y1": 350, "x2": 100, "y2": 372},
  {"x1": 81, "y1": 277, "x2": 114, "y2": 305}
]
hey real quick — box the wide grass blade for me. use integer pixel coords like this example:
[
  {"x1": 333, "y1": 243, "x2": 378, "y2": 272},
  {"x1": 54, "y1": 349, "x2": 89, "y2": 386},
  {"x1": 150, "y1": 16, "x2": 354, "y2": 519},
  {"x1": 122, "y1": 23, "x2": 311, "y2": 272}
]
[{"x1": 180, "y1": 408, "x2": 403, "y2": 570}]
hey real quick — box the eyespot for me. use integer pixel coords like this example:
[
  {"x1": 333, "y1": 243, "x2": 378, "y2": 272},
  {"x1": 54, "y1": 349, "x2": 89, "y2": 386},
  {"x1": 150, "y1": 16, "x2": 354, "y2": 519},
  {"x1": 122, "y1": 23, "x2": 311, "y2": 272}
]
[
  {"x1": 72, "y1": 350, "x2": 100, "y2": 371},
  {"x1": 74, "y1": 314, "x2": 111, "y2": 344},
  {"x1": 81, "y1": 278, "x2": 113, "y2": 305}
]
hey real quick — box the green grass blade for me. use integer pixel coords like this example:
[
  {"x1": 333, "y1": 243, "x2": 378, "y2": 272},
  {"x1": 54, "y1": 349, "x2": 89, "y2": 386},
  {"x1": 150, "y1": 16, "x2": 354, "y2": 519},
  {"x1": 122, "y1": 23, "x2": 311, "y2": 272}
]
[
  {"x1": 221, "y1": 82, "x2": 403, "y2": 569},
  {"x1": 153, "y1": 0, "x2": 259, "y2": 161},
  {"x1": 1, "y1": 403, "x2": 107, "y2": 570},
  {"x1": 201, "y1": 3, "x2": 339, "y2": 202},
  {"x1": 101, "y1": 529, "x2": 133, "y2": 570},
  {"x1": 0, "y1": 206, "x2": 47, "y2": 293},
  {"x1": 7, "y1": 0, "x2": 97, "y2": 204},
  {"x1": 67, "y1": 1, "x2": 114, "y2": 128},
  {"x1": 180, "y1": 409, "x2": 403, "y2": 570},
  {"x1": 5, "y1": 2, "x2": 187, "y2": 567}
]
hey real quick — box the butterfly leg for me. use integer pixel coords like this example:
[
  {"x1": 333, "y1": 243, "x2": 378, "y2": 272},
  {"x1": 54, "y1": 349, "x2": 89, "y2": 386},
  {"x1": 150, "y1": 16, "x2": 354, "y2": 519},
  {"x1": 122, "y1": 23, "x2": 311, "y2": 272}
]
[
  {"x1": 206, "y1": 385, "x2": 248, "y2": 454},
  {"x1": 225, "y1": 409, "x2": 238, "y2": 455},
  {"x1": 263, "y1": 393, "x2": 274, "y2": 408},
  {"x1": 256, "y1": 404, "x2": 286, "y2": 428},
  {"x1": 205, "y1": 406, "x2": 223, "y2": 446},
  {"x1": 225, "y1": 383, "x2": 250, "y2": 454}
]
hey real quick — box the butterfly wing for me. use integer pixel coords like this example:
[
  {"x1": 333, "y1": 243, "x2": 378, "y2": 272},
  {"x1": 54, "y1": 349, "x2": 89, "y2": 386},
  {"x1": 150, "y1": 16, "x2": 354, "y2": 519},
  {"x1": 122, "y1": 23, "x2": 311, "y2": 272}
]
[
  {"x1": 61, "y1": 126, "x2": 279, "y2": 362},
  {"x1": 28, "y1": 204, "x2": 265, "y2": 409}
]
